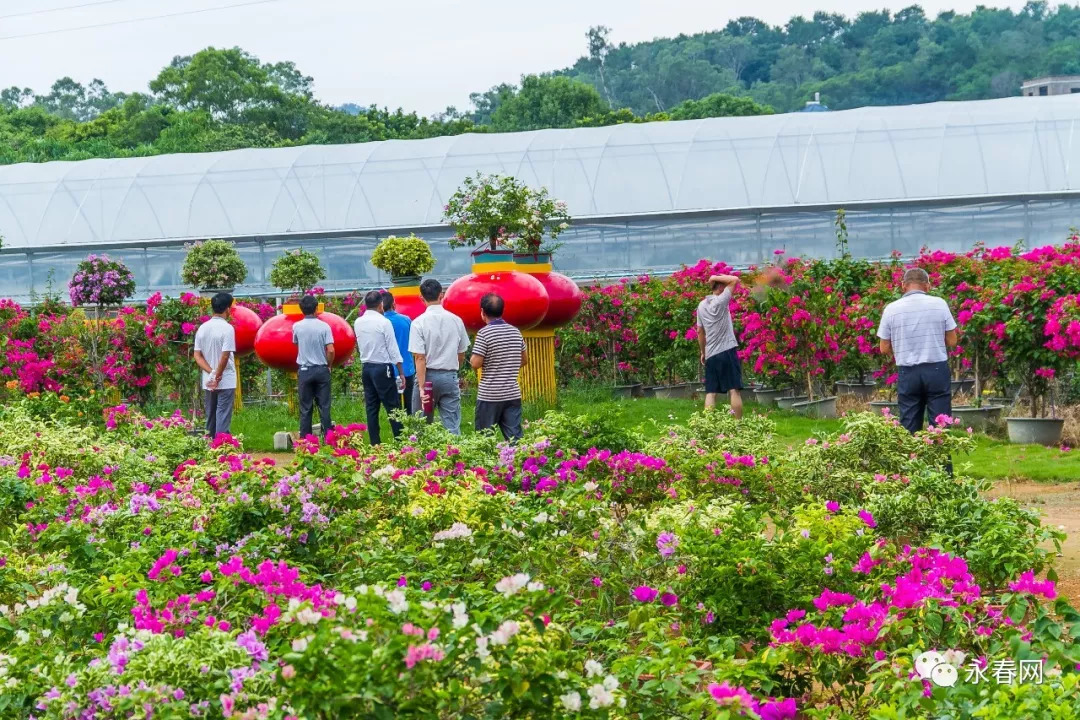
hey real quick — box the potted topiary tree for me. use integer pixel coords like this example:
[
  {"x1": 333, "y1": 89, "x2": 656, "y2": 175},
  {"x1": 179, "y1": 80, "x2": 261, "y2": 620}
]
[
  {"x1": 181, "y1": 239, "x2": 248, "y2": 296},
  {"x1": 269, "y1": 249, "x2": 326, "y2": 298},
  {"x1": 440, "y1": 173, "x2": 550, "y2": 332},
  {"x1": 370, "y1": 234, "x2": 436, "y2": 320},
  {"x1": 1002, "y1": 277, "x2": 1070, "y2": 445},
  {"x1": 68, "y1": 254, "x2": 137, "y2": 391},
  {"x1": 371, "y1": 234, "x2": 436, "y2": 286}
]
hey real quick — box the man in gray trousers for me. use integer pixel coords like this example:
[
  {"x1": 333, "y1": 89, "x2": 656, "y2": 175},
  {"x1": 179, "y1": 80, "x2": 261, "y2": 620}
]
[
  {"x1": 193, "y1": 292, "x2": 237, "y2": 438},
  {"x1": 292, "y1": 294, "x2": 335, "y2": 439},
  {"x1": 408, "y1": 279, "x2": 470, "y2": 434}
]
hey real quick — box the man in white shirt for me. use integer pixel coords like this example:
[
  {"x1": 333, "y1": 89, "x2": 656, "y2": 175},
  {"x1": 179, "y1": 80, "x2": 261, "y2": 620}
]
[
  {"x1": 408, "y1": 279, "x2": 470, "y2": 435},
  {"x1": 193, "y1": 293, "x2": 237, "y2": 438},
  {"x1": 353, "y1": 290, "x2": 406, "y2": 445},
  {"x1": 878, "y1": 267, "x2": 959, "y2": 434}
]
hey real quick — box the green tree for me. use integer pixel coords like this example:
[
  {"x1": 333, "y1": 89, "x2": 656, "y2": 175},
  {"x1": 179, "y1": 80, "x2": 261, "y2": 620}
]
[{"x1": 489, "y1": 75, "x2": 609, "y2": 132}]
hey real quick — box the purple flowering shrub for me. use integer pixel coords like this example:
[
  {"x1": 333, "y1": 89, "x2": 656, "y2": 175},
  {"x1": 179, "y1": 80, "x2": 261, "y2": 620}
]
[
  {"x1": 68, "y1": 255, "x2": 136, "y2": 307},
  {"x1": 0, "y1": 399, "x2": 1075, "y2": 719}
]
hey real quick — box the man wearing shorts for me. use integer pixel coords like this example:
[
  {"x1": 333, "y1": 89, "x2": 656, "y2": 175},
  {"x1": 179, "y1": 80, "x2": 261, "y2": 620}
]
[{"x1": 696, "y1": 273, "x2": 743, "y2": 418}]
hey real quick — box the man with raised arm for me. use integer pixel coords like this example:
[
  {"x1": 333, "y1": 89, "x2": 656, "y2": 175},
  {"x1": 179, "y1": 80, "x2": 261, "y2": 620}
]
[
  {"x1": 193, "y1": 292, "x2": 237, "y2": 438},
  {"x1": 696, "y1": 274, "x2": 743, "y2": 419}
]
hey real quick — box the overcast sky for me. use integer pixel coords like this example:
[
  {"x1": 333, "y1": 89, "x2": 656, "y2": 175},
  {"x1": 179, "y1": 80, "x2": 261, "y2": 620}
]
[{"x1": 0, "y1": 0, "x2": 1029, "y2": 115}]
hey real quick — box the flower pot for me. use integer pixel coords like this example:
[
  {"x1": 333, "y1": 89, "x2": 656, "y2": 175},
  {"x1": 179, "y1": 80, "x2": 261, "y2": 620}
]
[
  {"x1": 443, "y1": 250, "x2": 549, "y2": 332},
  {"x1": 388, "y1": 278, "x2": 427, "y2": 320},
  {"x1": 951, "y1": 379, "x2": 975, "y2": 396},
  {"x1": 775, "y1": 395, "x2": 809, "y2": 410},
  {"x1": 790, "y1": 397, "x2": 839, "y2": 419},
  {"x1": 753, "y1": 388, "x2": 792, "y2": 407},
  {"x1": 950, "y1": 405, "x2": 1004, "y2": 432},
  {"x1": 869, "y1": 401, "x2": 899, "y2": 416},
  {"x1": 650, "y1": 383, "x2": 696, "y2": 399},
  {"x1": 835, "y1": 381, "x2": 877, "y2": 400},
  {"x1": 612, "y1": 383, "x2": 643, "y2": 400},
  {"x1": 513, "y1": 252, "x2": 583, "y2": 330},
  {"x1": 1005, "y1": 417, "x2": 1064, "y2": 446}
]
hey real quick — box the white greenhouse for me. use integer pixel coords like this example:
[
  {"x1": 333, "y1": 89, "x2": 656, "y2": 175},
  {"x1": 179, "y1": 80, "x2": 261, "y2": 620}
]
[{"x1": 1, "y1": 94, "x2": 1079, "y2": 301}]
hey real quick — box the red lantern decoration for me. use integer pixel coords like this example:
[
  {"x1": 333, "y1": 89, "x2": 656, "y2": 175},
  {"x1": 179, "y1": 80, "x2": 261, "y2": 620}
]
[
  {"x1": 513, "y1": 253, "x2": 583, "y2": 329},
  {"x1": 443, "y1": 251, "x2": 549, "y2": 333},
  {"x1": 388, "y1": 283, "x2": 428, "y2": 320},
  {"x1": 229, "y1": 305, "x2": 263, "y2": 356},
  {"x1": 253, "y1": 304, "x2": 357, "y2": 371}
]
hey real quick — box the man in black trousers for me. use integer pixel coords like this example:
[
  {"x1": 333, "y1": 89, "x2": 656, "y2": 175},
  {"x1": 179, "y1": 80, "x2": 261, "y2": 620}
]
[
  {"x1": 291, "y1": 295, "x2": 335, "y2": 440},
  {"x1": 352, "y1": 290, "x2": 406, "y2": 445}
]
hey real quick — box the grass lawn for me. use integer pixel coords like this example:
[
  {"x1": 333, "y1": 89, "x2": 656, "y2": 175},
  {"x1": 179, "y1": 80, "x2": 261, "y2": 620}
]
[{"x1": 228, "y1": 389, "x2": 1079, "y2": 483}]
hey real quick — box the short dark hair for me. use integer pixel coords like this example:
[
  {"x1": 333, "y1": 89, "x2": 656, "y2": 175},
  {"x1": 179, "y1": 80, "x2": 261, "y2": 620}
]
[
  {"x1": 480, "y1": 293, "x2": 504, "y2": 318},
  {"x1": 364, "y1": 290, "x2": 383, "y2": 309},
  {"x1": 299, "y1": 295, "x2": 318, "y2": 316},
  {"x1": 420, "y1": 278, "x2": 442, "y2": 302},
  {"x1": 380, "y1": 291, "x2": 395, "y2": 312},
  {"x1": 211, "y1": 293, "x2": 233, "y2": 314}
]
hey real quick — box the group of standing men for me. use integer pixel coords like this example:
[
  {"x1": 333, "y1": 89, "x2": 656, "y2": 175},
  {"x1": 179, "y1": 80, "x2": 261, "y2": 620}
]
[
  {"x1": 696, "y1": 266, "x2": 959, "y2": 444},
  {"x1": 353, "y1": 279, "x2": 527, "y2": 445},
  {"x1": 191, "y1": 284, "x2": 528, "y2": 446},
  {"x1": 197, "y1": 263, "x2": 956, "y2": 450}
]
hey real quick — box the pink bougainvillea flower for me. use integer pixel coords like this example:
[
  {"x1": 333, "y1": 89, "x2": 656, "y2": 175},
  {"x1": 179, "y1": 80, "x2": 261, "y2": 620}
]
[
  {"x1": 631, "y1": 586, "x2": 658, "y2": 603},
  {"x1": 858, "y1": 510, "x2": 877, "y2": 529}
]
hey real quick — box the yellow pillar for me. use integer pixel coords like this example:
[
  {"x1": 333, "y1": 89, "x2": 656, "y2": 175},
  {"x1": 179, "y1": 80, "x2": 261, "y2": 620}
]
[
  {"x1": 520, "y1": 328, "x2": 557, "y2": 405},
  {"x1": 234, "y1": 363, "x2": 243, "y2": 411}
]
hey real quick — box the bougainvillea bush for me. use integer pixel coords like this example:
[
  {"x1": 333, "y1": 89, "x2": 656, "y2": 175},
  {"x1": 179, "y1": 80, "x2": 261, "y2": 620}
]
[
  {"x1": 558, "y1": 236, "x2": 1080, "y2": 403},
  {"x1": 68, "y1": 255, "x2": 136, "y2": 308},
  {"x1": 0, "y1": 396, "x2": 1075, "y2": 719}
]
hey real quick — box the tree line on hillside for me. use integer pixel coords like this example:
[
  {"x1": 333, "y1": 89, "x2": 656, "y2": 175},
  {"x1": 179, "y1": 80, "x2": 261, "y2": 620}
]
[
  {"x1": 0, "y1": 47, "x2": 768, "y2": 166},
  {"x1": 558, "y1": 2, "x2": 1080, "y2": 113},
  {"x1": 2, "y1": 3, "x2": 1077, "y2": 165}
]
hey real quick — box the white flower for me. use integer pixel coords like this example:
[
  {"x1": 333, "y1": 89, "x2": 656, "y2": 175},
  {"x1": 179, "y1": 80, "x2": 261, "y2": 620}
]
[
  {"x1": 602, "y1": 674, "x2": 619, "y2": 691},
  {"x1": 584, "y1": 659, "x2": 603, "y2": 678},
  {"x1": 356, "y1": 584, "x2": 369, "y2": 595},
  {"x1": 583, "y1": 481, "x2": 598, "y2": 492},
  {"x1": 494, "y1": 573, "x2": 531, "y2": 598},
  {"x1": 556, "y1": 671, "x2": 568, "y2": 680},
  {"x1": 587, "y1": 683, "x2": 615, "y2": 709},
  {"x1": 41, "y1": 629, "x2": 52, "y2": 638},
  {"x1": 386, "y1": 590, "x2": 409, "y2": 614},
  {"x1": 433, "y1": 523, "x2": 473, "y2": 542},
  {"x1": 526, "y1": 581, "x2": 545, "y2": 592},
  {"x1": 291, "y1": 637, "x2": 309, "y2": 653},
  {"x1": 533, "y1": 512, "x2": 550, "y2": 524},
  {"x1": 288, "y1": 598, "x2": 302, "y2": 612},
  {"x1": 475, "y1": 635, "x2": 490, "y2": 659},
  {"x1": 469, "y1": 557, "x2": 489, "y2": 568},
  {"x1": 942, "y1": 649, "x2": 966, "y2": 667},
  {"x1": 296, "y1": 608, "x2": 322, "y2": 625},
  {"x1": 489, "y1": 620, "x2": 521, "y2": 646},
  {"x1": 411, "y1": 506, "x2": 424, "y2": 517},
  {"x1": 344, "y1": 596, "x2": 357, "y2": 612},
  {"x1": 560, "y1": 691, "x2": 582, "y2": 712},
  {"x1": 59, "y1": 612, "x2": 73, "y2": 624},
  {"x1": 451, "y1": 603, "x2": 469, "y2": 629}
]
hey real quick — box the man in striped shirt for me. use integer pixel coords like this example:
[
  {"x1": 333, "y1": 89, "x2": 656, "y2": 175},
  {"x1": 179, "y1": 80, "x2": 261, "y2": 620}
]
[
  {"x1": 877, "y1": 267, "x2": 958, "y2": 434},
  {"x1": 470, "y1": 293, "x2": 527, "y2": 441}
]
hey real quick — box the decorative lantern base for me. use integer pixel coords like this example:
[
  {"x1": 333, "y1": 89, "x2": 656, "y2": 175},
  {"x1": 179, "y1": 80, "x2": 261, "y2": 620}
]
[{"x1": 521, "y1": 328, "x2": 557, "y2": 405}]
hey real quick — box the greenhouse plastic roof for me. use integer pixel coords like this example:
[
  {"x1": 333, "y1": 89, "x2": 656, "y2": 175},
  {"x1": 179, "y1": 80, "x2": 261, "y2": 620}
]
[{"x1": 1, "y1": 95, "x2": 1079, "y2": 250}]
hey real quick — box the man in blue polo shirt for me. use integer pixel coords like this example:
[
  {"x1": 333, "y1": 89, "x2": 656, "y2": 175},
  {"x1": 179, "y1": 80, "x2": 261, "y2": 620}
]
[
  {"x1": 877, "y1": 267, "x2": 958, "y2": 434},
  {"x1": 381, "y1": 291, "x2": 415, "y2": 414}
]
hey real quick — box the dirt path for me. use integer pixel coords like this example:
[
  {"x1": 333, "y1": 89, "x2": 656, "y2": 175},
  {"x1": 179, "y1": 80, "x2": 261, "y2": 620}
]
[{"x1": 985, "y1": 481, "x2": 1080, "y2": 606}]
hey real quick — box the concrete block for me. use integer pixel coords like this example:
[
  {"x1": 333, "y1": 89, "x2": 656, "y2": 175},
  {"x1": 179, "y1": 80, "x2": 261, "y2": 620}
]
[{"x1": 273, "y1": 431, "x2": 291, "y2": 451}]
